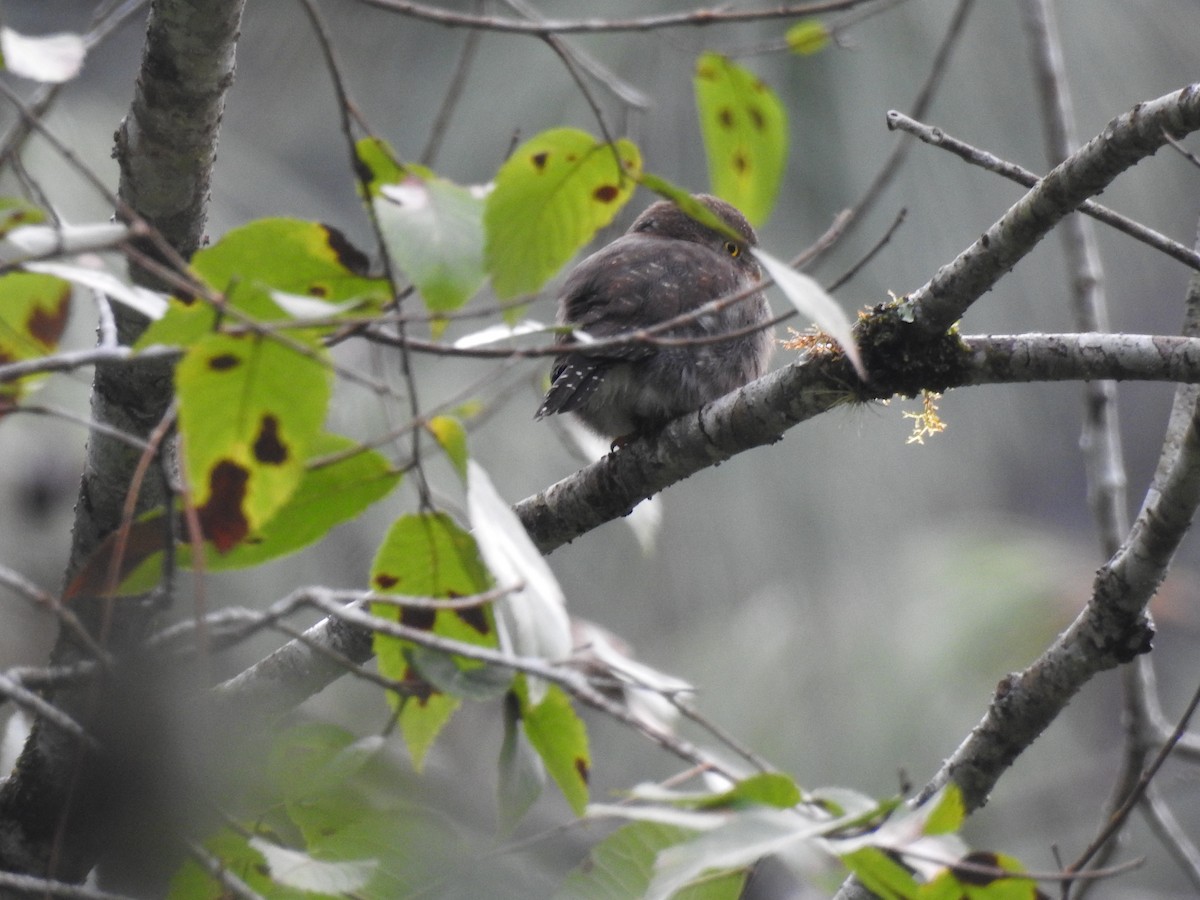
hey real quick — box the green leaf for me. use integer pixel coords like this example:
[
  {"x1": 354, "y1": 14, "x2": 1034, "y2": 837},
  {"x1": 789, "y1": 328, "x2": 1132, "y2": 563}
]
[
  {"x1": 925, "y1": 852, "x2": 1038, "y2": 900},
  {"x1": 0, "y1": 197, "x2": 46, "y2": 236},
  {"x1": 786, "y1": 20, "x2": 832, "y2": 55},
  {"x1": 194, "y1": 217, "x2": 378, "y2": 300},
  {"x1": 427, "y1": 415, "x2": 469, "y2": 480},
  {"x1": 167, "y1": 830, "x2": 274, "y2": 899},
  {"x1": 175, "y1": 329, "x2": 332, "y2": 552},
  {"x1": 556, "y1": 822, "x2": 701, "y2": 900},
  {"x1": 248, "y1": 836, "x2": 378, "y2": 895},
  {"x1": 201, "y1": 432, "x2": 400, "y2": 568},
  {"x1": 637, "y1": 172, "x2": 746, "y2": 242},
  {"x1": 696, "y1": 772, "x2": 804, "y2": 810},
  {"x1": 484, "y1": 127, "x2": 642, "y2": 299},
  {"x1": 356, "y1": 136, "x2": 428, "y2": 197},
  {"x1": 516, "y1": 678, "x2": 590, "y2": 816},
  {"x1": 85, "y1": 432, "x2": 398, "y2": 597},
  {"x1": 138, "y1": 218, "x2": 385, "y2": 349},
  {"x1": 375, "y1": 174, "x2": 486, "y2": 324},
  {"x1": 269, "y1": 723, "x2": 384, "y2": 801},
  {"x1": 922, "y1": 784, "x2": 966, "y2": 836},
  {"x1": 369, "y1": 512, "x2": 495, "y2": 770},
  {"x1": 841, "y1": 847, "x2": 921, "y2": 900},
  {"x1": 407, "y1": 644, "x2": 511, "y2": 700},
  {"x1": 648, "y1": 808, "x2": 830, "y2": 900},
  {"x1": 694, "y1": 52, "x2": 787, "y2": 226}
]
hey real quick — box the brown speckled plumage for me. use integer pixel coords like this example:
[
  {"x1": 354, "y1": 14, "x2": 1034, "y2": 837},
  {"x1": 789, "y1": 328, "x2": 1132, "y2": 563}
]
[{"x1": 536, "y1": 194, "x2": 774, "y2": 440}]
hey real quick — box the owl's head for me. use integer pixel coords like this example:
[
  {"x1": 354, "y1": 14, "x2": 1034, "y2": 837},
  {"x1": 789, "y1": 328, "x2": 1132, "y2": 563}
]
[{"x1": 628, "y1": 194, "x2": 758, "y2": 269}]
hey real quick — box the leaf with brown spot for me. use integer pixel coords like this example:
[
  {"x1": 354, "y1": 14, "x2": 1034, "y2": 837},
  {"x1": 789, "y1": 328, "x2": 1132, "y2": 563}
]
[
  {"x1": 484, "y1": 128, "x2": 642, "y2": 300},
  {"x1": 369, "y1": 512, "x2": 497, "y2": 770},
  {"x1": 0, "y1": 272, "x2": 72, "y2": 413},
  {"x1": 693, "y1": 52, "x2": 787, "y2": 225},
  {"x1": 516, "y1": 677, "x2": 590, "y2": 815},
  {"x1": 197, "y1": 460, "x2": 251, "y2": 553},
  {"x1": 207, "y1": 353, "x2": 240, "y2": 371},
  {"x1": 136, "y1": 220, "x2": 387, "y2": 350},
  {"x1": 26, "y1": 295, "x2": 69, "y2": 346},
  {"x1": 592, "y1": 184, "x2": 619, "y2": 204},
  {"x1": 252, "y1": 414, "x2": 288, "y2": 465},
  {"x1": 455, "y1": 606, "x2": 490, "y2": 636},
  {"x1": 0, "y1": 198, "x2": 46, "y2": 237},
  {"x1": 399, "y1": 606, "x2": 436, "y2": 631},
  {"x1": 176, "y1": 330, "x2": 331, "y2": 550},
  {"x1": 74, "y1": 433, "x2": 401, "y2": 595}
]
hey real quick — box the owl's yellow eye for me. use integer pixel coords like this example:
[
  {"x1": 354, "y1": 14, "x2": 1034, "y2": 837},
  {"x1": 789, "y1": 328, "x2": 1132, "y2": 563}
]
[{"x1": 724, "y1": 241, "x2": 741, "y2": 258}]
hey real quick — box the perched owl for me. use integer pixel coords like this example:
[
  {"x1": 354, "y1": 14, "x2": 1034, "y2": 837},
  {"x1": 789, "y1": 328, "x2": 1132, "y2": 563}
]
[{"x1": 536, "y1": 194, "x2": 774, "y2": 441}]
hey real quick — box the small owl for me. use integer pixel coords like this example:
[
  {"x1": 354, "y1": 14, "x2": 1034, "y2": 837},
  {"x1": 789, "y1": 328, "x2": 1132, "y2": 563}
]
[{"x1": 535, "y1": 194, "x2": 774, "y2": 441}]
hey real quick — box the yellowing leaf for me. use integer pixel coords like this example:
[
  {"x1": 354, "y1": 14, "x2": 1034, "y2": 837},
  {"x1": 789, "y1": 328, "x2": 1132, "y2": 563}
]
[
  {"x1": 694, "y1": 52, "x2": 787, "y2": 226},
  {"x1": 0, "y1": 197, "x2": 46, "y2": 237},
  {"x1": 0, "y1": 272, "x2": 71, "y2": 413},
  {"x1": 786, "y1": 20, "x2": 832, "y2": 55},
  {"x1": 369, "y1": 512, "x2": 496, "y2": 769},
  {"x1": 176, "y1": 331, "x2": 332, "y2": 552},
  {"x1": 484, "y1": 128, "x2": 641, "y2": 299},
  {"x1": 426, "y1": 415, "x2": 469, "y2": 480}
]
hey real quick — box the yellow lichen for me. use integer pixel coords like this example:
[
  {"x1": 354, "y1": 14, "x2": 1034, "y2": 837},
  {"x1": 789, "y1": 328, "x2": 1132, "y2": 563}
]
[{"x1": 903, "y1": 391, "x2": 946, "y2": 444}]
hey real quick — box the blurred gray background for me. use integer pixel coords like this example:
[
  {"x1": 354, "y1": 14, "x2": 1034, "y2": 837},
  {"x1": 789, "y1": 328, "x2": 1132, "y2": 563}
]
[{"x1": 1, "y1": 0, "x2": 1199, "y2": 896}]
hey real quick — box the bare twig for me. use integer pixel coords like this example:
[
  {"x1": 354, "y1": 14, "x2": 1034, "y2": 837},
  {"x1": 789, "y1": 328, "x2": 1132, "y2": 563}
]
[
  {"x1": 1065, "y1": 679, "x2": 1200, "y2": 888},
  {"x1": 356, "y1": 0, "x2": 883, "y2": 35},
  {"x1": 887, "y1": 111, "x2": 1200, "y2": 271}
]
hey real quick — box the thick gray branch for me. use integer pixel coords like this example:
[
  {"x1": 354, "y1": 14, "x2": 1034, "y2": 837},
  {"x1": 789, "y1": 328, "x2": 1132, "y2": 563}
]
[
  {"x1": 518, "y1": 332, "x2": 1200, "y2": 555},
  {"x1": 0, "y1": 0, "x2": 247, "y2": 886}
]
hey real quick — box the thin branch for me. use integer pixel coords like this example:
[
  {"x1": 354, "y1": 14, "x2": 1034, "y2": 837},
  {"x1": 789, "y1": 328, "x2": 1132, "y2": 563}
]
[
  {"x1": 356, "y1": 0, "x2": 881, "y2": 35},
  {"x1": 215, "y1": 590, "x2": 729, "y2": 775},
  {"x1": 503, "y1": 0, "x2": 650, "y2": 109},
  {"x1": 296, "y1": 0, "x2": 435, "y2": 507},
  {"x1": 887, "y1": 111, "x2": 1200, "y2": 271},
  {"x1": 0, "y1": 675, "x2": 96, "y2": 748},
  {"x1": 833, "y1": 0, "x2": 974, "y2": 242},
  {"x1": 0, "y1": 870, "x2": 139, "y2": 899},
  {"x1": 420, "y1": 2, "x2": 485, "y2": 165},
  {"x1": 1136, "y1": 782, "x2": 1200, "y2": 892},
  {"x1": 0, "y1": 562, "x2": 110, "y2": 664},
  {"x1": 1065, "y1": 678, "x2": 1200, "y2": 886},
  {"x1": 914, "y1": 350, "x2": 1200, "y2": 813},
  {"x1": 0, "y1": 345, "x2": 177, "y2": 384},
  {"x1": 893, "y1": 83, "x2": 1200, "y2": 335},
  {"x1": 185, "y1": 841, "x2": 265, "y2": 900}
]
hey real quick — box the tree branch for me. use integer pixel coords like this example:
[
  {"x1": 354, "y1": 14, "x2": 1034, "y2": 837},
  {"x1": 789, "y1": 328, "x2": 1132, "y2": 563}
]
[
  {"x1": 356, "y1": 0, "x2": 876, "y2": 35},
  {"x1": 892, "y1": 83, "x2": 1200, "y2": 335},
  {"x1": 0, "y1": 0, "x2": 248, "y2": 885},
  {"x1": 518, "y1": 331, "x2": 1200, "y2": 555}
]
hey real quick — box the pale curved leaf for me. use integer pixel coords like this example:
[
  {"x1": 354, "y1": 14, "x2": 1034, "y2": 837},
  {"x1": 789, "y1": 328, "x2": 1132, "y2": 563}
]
[{"x1": 752, "y1": 247, "x2": 866, "y2": 379}]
